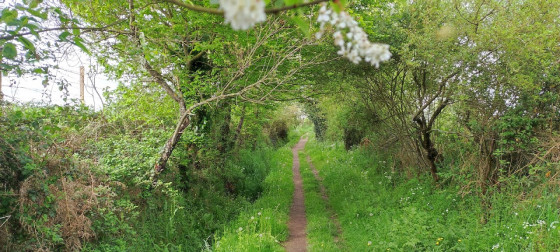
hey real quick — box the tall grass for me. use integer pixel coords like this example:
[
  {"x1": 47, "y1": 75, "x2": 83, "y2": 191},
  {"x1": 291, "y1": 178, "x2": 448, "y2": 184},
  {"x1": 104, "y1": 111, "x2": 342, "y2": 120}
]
[
  {"x1": 212, "y1": 127, "x2": 307, "y2": 251},
  {"x1": 305, "y1": 138, "x2": 560, "y2": 251}
]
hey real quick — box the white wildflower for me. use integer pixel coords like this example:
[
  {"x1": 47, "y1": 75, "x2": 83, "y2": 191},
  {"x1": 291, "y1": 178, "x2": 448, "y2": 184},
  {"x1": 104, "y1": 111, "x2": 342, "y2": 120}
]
[
  {"x1": 220, "y1": 0, "x2": 266, "y2": 30},
  {"x1": 315, "y1": 3, "x2": 391, "y2": 67},
  {"x1": 492, "y1": 243, "x2": 500, "y2": 250}
]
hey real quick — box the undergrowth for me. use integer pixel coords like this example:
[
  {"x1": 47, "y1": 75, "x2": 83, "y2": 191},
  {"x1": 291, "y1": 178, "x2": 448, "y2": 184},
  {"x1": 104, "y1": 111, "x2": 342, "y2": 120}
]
[
  {"x1": 212, "y1": 126, "x2": 309, "y2": 251},
  {"x1": 305, "y1": 138, "x2": 560, "y2": 251}
]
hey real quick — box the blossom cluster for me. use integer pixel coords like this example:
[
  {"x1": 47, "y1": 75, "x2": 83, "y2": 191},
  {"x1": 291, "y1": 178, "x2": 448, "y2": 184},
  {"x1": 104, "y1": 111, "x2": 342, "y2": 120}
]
[
  {"x1": 315, "y1": 4, "x2": 391, "y2": 67},
  {"x1": 219, "y1": 0, "x2": 266, "y2": 30}
]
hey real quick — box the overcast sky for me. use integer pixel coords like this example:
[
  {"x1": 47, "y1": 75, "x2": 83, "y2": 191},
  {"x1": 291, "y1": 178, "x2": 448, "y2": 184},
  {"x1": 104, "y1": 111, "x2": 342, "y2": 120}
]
[
  {"x1": 2, "y1": 49, "x2": 118, "y2": 111},
  {"x1": 1, "y1": 0, "x2": 119, "y2": 110}
]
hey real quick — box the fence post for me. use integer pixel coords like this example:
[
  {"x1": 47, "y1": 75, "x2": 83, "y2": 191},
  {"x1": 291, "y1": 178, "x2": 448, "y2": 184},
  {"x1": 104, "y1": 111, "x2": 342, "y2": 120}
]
[{"x1": 80, "y1": 66, "x2": 85, "y2": 104}]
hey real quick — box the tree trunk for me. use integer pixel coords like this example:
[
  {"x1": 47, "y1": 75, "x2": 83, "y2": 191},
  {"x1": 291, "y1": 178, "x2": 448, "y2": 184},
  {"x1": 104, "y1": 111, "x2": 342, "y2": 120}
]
[
  {"x1": 218, "y1": 104, "x2": 232, "y2": 153},
  {"x1": 233, "y1": 105, "x2": 246, "y2": 147},
  {"x1": 152, "y1": 112, "x2": 190, "y2": 183},
  {"x1": 414, "y1": 116, "x2": 440, "y2": 182}
]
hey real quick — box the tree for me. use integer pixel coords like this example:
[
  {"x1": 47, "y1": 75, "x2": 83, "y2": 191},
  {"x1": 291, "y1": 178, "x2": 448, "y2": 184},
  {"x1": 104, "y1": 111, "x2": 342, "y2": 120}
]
[{"x1": 62, "y1": 0, "x2": 334, "y2": 183}]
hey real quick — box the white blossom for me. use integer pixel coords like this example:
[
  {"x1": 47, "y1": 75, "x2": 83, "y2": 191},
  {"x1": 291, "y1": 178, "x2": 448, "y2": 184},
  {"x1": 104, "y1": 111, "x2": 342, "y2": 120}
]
[
  {"x1": 315, "y1": 3, "x2": 391, "y2": 68},
  {"x1": 220, "y1": 0, "x2": 266, "y2": 30}
]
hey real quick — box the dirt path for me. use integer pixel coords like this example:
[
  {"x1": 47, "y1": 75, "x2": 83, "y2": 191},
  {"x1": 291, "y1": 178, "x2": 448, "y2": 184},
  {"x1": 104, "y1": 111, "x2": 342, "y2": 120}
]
[
  {"x1": 285, "y1": 137, "x2": 308, "y2": 252},
  {"x1": 306, "y1": 155, "x2": 344, "y2": 248}
]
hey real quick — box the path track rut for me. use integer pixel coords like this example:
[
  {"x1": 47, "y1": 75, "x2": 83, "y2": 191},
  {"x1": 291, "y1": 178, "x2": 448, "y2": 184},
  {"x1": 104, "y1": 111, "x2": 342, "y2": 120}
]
[{"x1": 285, "y1": 137, "x2": 308, "y2": 252}]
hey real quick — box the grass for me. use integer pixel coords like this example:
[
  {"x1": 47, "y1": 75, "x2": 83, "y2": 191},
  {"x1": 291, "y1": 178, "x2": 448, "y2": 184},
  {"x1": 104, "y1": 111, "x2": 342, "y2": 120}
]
[
  {"x1": 299, "y1": 143, "x2": 341, "y2": 251},
  {"x1": 212, "y1": 128, "x2": 306, "y2": 251},
  {"x1": 210, "y1": 125, "x2": 559, "y2": 251},
  {"x1": 304, "y1": 138, "x2": 560, "y2": 251}
]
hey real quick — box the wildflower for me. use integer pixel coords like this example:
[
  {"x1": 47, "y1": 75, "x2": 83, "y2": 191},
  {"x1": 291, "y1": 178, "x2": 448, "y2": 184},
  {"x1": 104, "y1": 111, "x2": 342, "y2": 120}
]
[
  {"x1": 315, "y1": 3, "x2": 391, "y2": 67},
  {"x1": 436, "y1": 241, "x2": 440, "y2": 245},
  {"x1": 219, "y1": 0, "x2": 266, "y2": 30},
  {"x1": 369, "y1": 213, "x2": 373, "y2": 216},
  {"x1": 492, "y1": 243, "x2": 500, "y2": 250},
  {"x1": 550, "y1": 221, "x2": 558, "y2": 229},
  {"x1": 368, "y1": 241, "x2": 372, "y2": 246},
  {"x1": 258, "y1": 212, "x2": 262, "y2": 216},
  {"x1": 458, "y1": 239, "x2": 462, "y2": 242},
  {"x1": 251, "y1": 216, "x2": 255, "y2": 220}
]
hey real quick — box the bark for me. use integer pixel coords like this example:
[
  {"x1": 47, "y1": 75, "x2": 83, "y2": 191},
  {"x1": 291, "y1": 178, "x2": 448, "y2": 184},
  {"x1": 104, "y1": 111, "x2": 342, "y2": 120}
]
[
  {"x1": 233, "y1": 105, "x2": 246, "y2": 146},
  {"x1": 414, "y1": 114, "x2": 441, "y2": 182},
  {"x1": 412, "y1": 70, "x2": 456, "y2": 182},
  {"x1": 152, "y1": 112, "x2": 191, "y2": 183},
  {"x1": 218, "y1": 104, "x2": 232, "y2": 153}
]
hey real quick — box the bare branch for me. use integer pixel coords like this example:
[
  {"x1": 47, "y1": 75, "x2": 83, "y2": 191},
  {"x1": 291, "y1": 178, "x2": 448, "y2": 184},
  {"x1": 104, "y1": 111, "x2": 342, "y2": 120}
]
[{"x1": 411, "y1": 70, "x2": 459, "y2": 122}]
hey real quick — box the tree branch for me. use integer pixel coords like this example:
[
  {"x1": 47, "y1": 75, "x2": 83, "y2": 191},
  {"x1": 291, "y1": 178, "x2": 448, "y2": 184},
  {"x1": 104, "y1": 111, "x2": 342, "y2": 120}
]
[
  {"x1": 0, "y1": 20, "x2": 127, "y2": 41},
  {"x1": 159, "y1": 0, "x2": 330, "y2": 15},
  {"x1": 411, "y1": 70, "x2": 459, "y2": 122}
]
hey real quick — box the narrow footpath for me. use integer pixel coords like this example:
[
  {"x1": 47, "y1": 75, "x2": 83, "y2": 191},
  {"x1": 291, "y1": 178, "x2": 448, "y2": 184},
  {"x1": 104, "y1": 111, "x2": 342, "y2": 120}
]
[{"x1": 285, "y1": 137, "x2": 308, "y2": 252}]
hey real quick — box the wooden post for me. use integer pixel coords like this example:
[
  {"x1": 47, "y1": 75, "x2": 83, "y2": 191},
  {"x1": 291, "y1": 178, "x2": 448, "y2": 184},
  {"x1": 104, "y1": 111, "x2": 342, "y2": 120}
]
[{"x1": 80, "y1": 66, "x2": 85, "y2": 104}]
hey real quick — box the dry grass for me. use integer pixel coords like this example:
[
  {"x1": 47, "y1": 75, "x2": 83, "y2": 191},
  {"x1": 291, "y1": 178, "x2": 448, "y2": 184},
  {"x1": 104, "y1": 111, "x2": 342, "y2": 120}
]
[{"x1": 11, "y1": 129, "x2": 118, "y2": 251}]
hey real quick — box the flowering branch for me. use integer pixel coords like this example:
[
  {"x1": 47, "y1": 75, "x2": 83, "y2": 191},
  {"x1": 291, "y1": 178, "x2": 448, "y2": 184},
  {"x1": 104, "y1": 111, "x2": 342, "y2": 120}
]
[
  {"x1": 159, "y1": 0, "x2": 391, "y2": 67},
  {"x1": 315, "y1": 4, "x2": 391, "y2": 67},
  {"x1": 160, "y1": 0, "x2": 330, "y2": 15}
]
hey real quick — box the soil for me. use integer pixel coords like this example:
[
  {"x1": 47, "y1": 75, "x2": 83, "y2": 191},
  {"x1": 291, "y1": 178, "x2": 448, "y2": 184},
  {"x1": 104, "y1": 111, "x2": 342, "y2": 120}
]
[{"x1": 284, "y1": 137, "x2": 308, "y2": 252}]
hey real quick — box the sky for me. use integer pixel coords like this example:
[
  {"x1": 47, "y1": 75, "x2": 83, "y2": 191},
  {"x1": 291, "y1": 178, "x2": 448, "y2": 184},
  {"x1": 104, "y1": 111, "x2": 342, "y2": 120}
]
[
  {"x1": 1, "y1": 0, "x2": 119, "y2": 110},
  {"x1": 2, "y1": 49, "x2": 118, "y2": 111}
]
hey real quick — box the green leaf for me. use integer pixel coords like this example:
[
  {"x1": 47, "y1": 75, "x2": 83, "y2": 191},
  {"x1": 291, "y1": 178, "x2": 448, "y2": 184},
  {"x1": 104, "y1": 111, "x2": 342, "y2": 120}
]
[
  {"x1": 18, "y1": 36, "x2": 36, "y2": 52},
  {"x1": 72, "y1": 27, "x2": 81, "y2": 36},
  {"x1": 73, "y1": 37, "x2": 90, "y2": 54},
  {"x1": 0, "y1": 9, "x2": 18, "y2": 24},
  {"x1": 29, "y1": 0, "x2": 42, "y2": 8},
  {"x1": 2, "y1": 43, "x2": 18, "y2": 59},
  {"x1": 289, "y1": 16, "x2": 310, "y2": 37},
  {"x1": 58, "y1": 31, "x2": 71, "y2": 41},
  {"x1": 24, "y1": 23, "x2": 40, "y2": 37},
  {"x1": 26, "y1": 8, "x2": 48, "y2": 19}
]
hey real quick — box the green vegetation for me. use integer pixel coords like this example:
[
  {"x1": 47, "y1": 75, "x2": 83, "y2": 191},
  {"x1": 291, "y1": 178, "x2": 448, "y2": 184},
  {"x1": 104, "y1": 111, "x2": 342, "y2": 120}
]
[
  {"x1": 299, "y1": 142, "x2": 341, "y2": 252},
  {"x1": 2, "y1": 0, "x2": 559, "y2": 251},
  {"x1": 305, "y1": 138, "x2": 560, "y2": 251}
]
